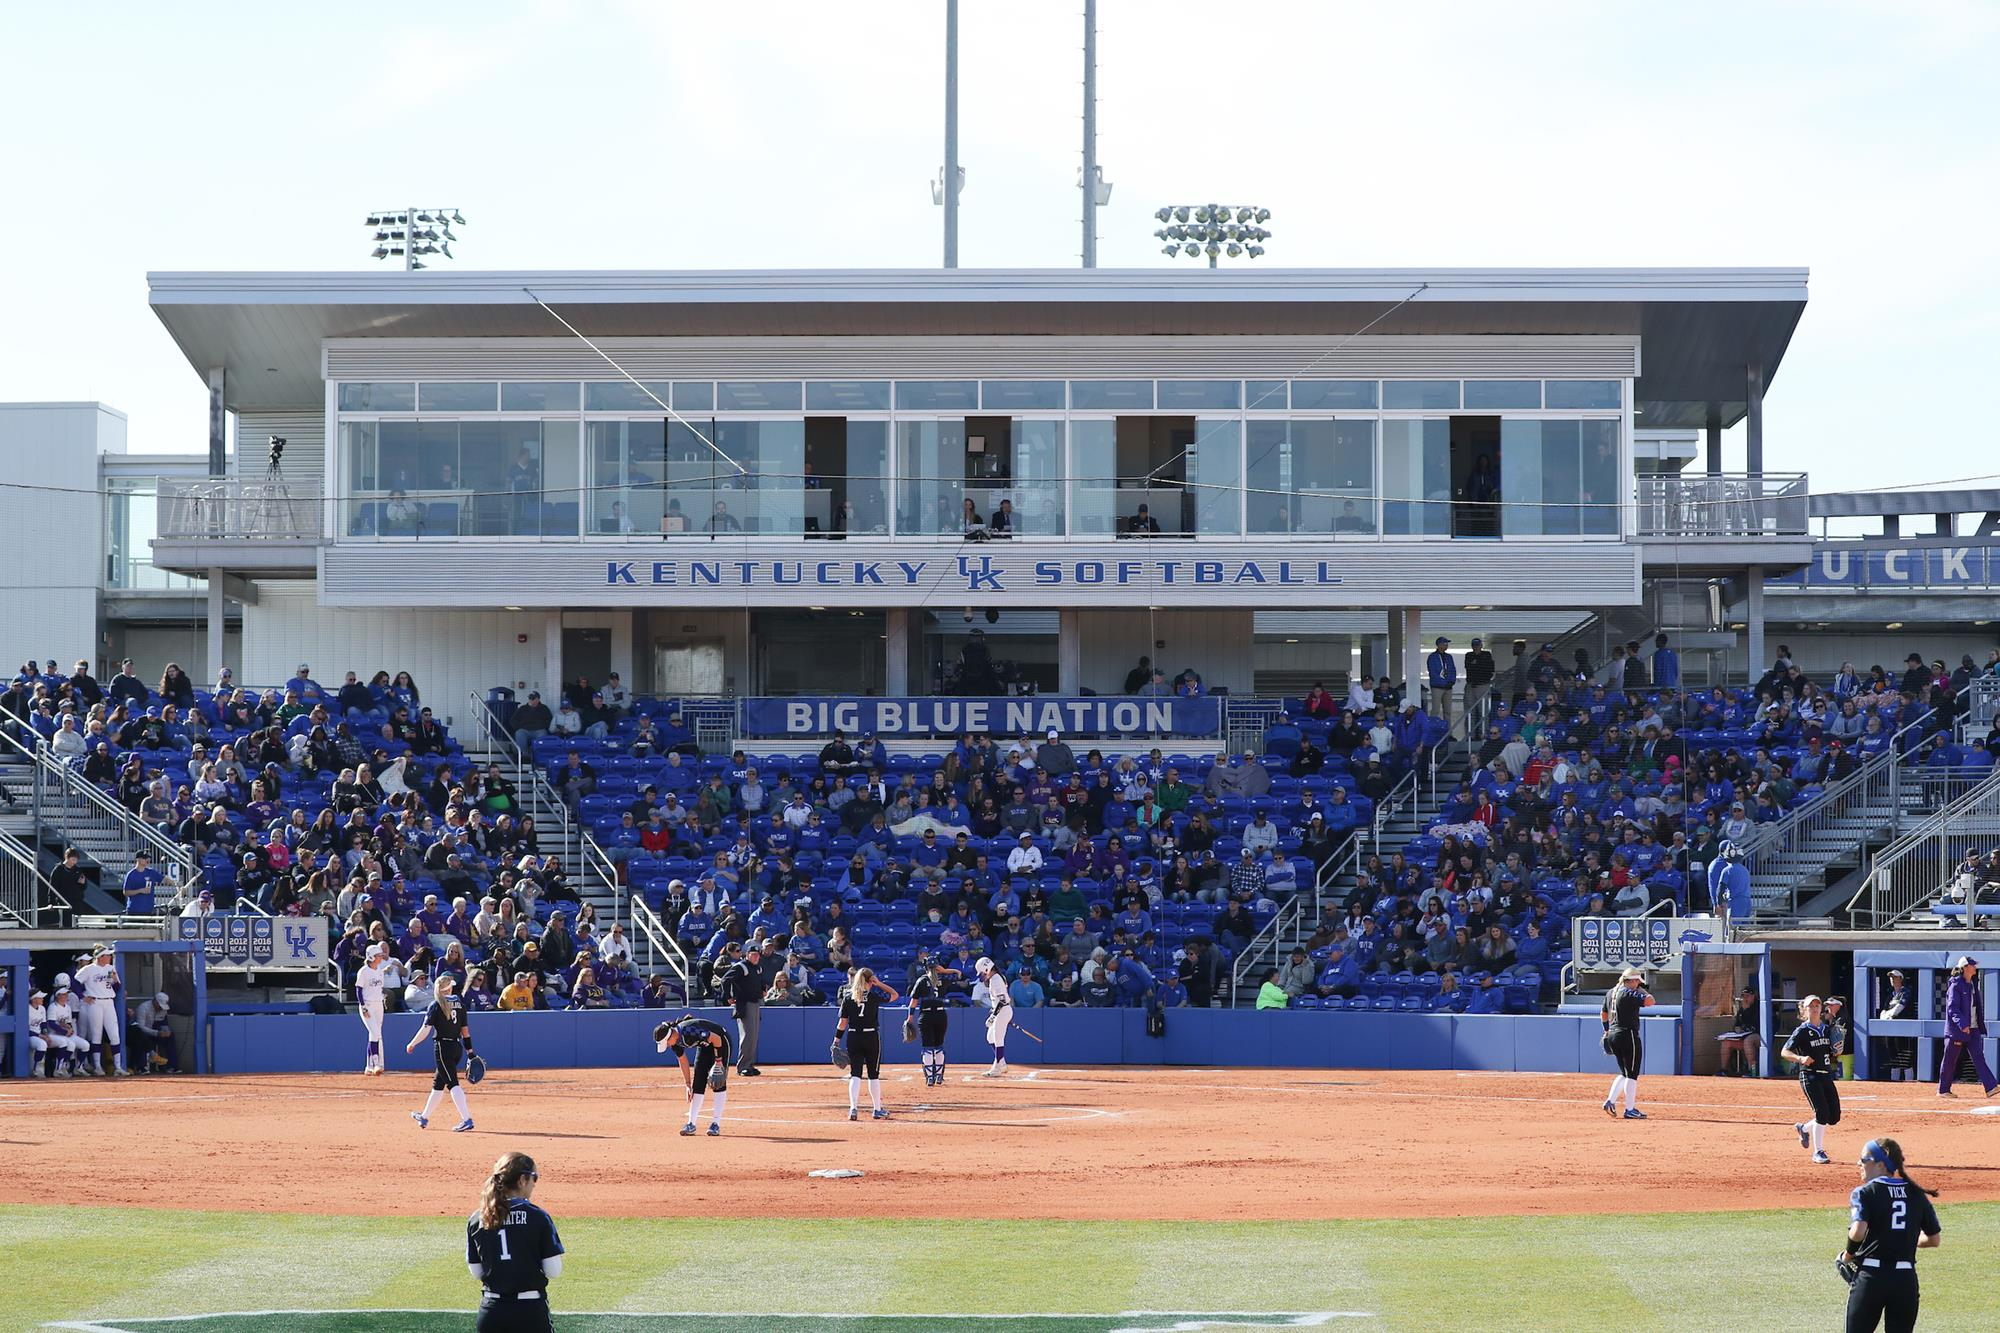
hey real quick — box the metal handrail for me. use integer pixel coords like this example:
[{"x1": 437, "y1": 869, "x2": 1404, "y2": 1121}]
[
  {"x1": 0, "y1": 826, "x2": 49, "y2": 926},
  {"x1": 157, "y1": 476, "x2": 317, "y2": 541},
  {"x1": 1635, "y1": 472, "x2": 1810, "y2": 538},
  {"x1": 1970, "y1": 677, "x2": 2000, "y2": 732},
  {"x1": 0, "y1": 722, "x2": 200, "y2": 891},
  {"x1": 1737, "y1": 708, "x2": 1937, "y2": 915},
  {"x1": 1855, "y1": 768, "x2": 2000, "y2": 929},
  {"x1": 1225, "y1": 833, "x2": 1361, "y2": 1006},
  {"x1": 630, "y1": 890, "x2": 691, "y2": 993}
]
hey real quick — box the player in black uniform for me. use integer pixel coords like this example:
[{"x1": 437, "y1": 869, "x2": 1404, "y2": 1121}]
[
  {"x1": 835, "y1": 966, "x2": 900, "y2": 1121},
  {"x1": 1784, "y1": 994, "x2": 1841, "y2": 1164},
  {"x1": 1599, "y1": 966, "x2": 1654, "y2": 1119},
  {"x1": 408, "y1": 974, "x2": 476, "y2": 1132},
  {"x1": 909, "y1": 955, "x2": 960, "y2": 1087},
  {"x1": 655, "y1": 1012, "x2": 734, "y2": 1136},
  {"x1": 467, "y1": 1150, "x2": 565, "y2": 1333},
  {"x1": 1842, "y1": 1137, "x2": 1941, "y2": 1333}
]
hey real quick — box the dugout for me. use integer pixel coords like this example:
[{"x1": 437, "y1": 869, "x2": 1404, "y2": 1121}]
[{"x1": 1682, "y1": 932, "x2": 2000, "y2": 1082}]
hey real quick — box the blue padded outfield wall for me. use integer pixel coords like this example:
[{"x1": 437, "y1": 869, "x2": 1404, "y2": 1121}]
[{"x1": 208, "y1": 1008, "x2": 1677, "y2": 1078}]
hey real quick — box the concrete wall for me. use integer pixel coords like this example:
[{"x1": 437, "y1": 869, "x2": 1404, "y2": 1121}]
[
  {"x1": 0, "y1": 403, "x2": 123, "y2": 668},
  {"x1": 1076, "y1": 609, "x2": 1255, "y2": 695}
]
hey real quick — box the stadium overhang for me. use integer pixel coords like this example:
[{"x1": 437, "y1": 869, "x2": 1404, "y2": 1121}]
[{"x1": 147, "y1": 266, "x2": 1806, "y2": 429}]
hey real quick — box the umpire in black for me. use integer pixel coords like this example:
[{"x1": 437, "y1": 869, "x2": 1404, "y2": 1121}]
[
  {"x1": 719, "y1": 940, "x2": 765, "y2": 1076},
  {"x1": 1842, "y1": 1137, "x2": 1940, "y2": 1333}
]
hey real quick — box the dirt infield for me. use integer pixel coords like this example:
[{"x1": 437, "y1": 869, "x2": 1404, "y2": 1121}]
[{"x1": 3, "y1": 1067, "x2": 1993, "y2": 1221}]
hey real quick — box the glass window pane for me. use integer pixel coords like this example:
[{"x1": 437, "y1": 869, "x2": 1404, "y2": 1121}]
[
  {"x1": 584, "y1": 382, "x2": 673, "y2": 411},
  {"x1": 1245, "y1": 380, "x2": 1289, "y2": 410},
  {"x1": 338, "y1": 382, "x2": 414, "y2": 412},
  {"x1": 672, "y1": 382, "x2": 715, "y2": 412},
  {"x1": 1545, "y1": 380, "x2": 1622, "y2": 410},
  {"x1": 1068, "y1": 379, "x2": 1153, "y2": 410},
  {"x1": 806, "y1": 380, "x2": 891, "y2": 411},
  {"x1": 1382, "y1": 420, "x2": 1451, "y2": 535},
  {"x1": 1290, "y1": 380, "x2": 1377, "y2": 410},
  {"x1": 895, "y1": 381, "x2": 979, "y2": 412},
  {"x1": 418, "y1": 382, "x2": 498, "y2": 413},
  {"x1": 1581, "y1": 419, "x2": 1620, "y2": 534},
  {"x1": 1500, "y1": 420, "x2": 1546, "y2": 537},
  {"x1": 839, "y1": 420, "x2": 891, "y2": 536},
  {"x1": 895, "y1": 420, "x2": 968, "y2": 535},
  {"x1": 1189, "y1": 418, "x2": 1242, "y2": 536},
  {"x1": 715, "y1": 382, "x2": 801, "y2": 412},
  {"x1": 1383, "y1": 380, "x2": 1460, "y2": 410},
  {"x1": 1464, "y1": 380, "x2": 1541, "y2": 410},
  {"x1": 588, "y1": 419, "x2": 669, "y2": 535},
  {"x1": 1069, "y1": 420, "x2": 1119, "y2": 538},
  {"x1": 501, "y1": 382, "x2": 580, "y2": 412},
  {"x1": 969, "y1": 419, "x2": 1064, "y2": 536},
  {"x1": 1246, "y1": 420, "x2": 1376, "y2": 535},
  {"x1": 341, "y1": 421, "x2": 379, "y2": 536},
  {"x1": 980, "y1": 380, "x2": 1064, "y2": 411},
  {"x1": 1156, "y1": 379, "x2": 1241, "y2": 410},
  {"x1": 538, "y1": 420, "x2": 581, "y2": 538},
  {"x1": 702, "y1": 419, "x2": 805, "y2": 533}
]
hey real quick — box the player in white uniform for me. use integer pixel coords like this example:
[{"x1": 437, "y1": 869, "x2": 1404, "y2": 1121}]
[
  {"x1": 27, "y1": 990, "x2": 50, "y2": 1077},
  {"x1": 72, "y1": 946, "x2": 126, "y2": 1076},
  {"x1": 975, "y1": 956, "x2": 1013, "y2": 1077},
  {"x1": 355, "y1": 944, "x2": 392, "y2": 1075},
  {"x1": 44, "y1": 979, "x2": 89, "y2": 1077}
]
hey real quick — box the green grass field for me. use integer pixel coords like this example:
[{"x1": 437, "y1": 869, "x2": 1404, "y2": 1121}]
[{"x1": 15, "y1": 1204, "x2": 1997, "y2": 1333}]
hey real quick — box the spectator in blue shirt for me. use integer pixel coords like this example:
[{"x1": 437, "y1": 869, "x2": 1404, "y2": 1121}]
[
  {"x1": 1652, "y1": 633, "x2": 1679, "y2": 688},
  {"x1": 122, "y1": 852, "x2": 163, "y2": 914},
  {"x1": 1009, "y1": 968, "x2": 1047, "y2": 1009},
  {"x1": 1315, "y1": 945, "x2": 1360, "y2": 998},
  {"x1": 1153, "y1": 973, "x2": 1188, "y2": 1009}
]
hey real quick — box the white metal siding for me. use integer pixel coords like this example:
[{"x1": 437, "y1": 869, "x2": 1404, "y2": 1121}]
[
  {"x1": 240, "y1": 584, "x2": 550, "y2": 730},
  {"x1": 119, "y1": 626, "x2": 242, "y2": 684},
  {"x1": 0, "y1": 405, "x2": 119, "y2": 667},
  {"x1": 324, "y1": 334, "x2": 1640, "y2": 382},
  {"x1": 234, "y1": 410, "x2": 325, "y2": 492}
]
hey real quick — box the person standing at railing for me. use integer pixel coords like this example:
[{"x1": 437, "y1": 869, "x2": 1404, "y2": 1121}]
[
  {"x1": 1462, "y1": 637, "x2": 1495, "y2": 721},
  {"x1": 1425, "y1": 636, "x2": 1457, "y2": 723},
  {"x1": 1651, "y1": 634, "x2": 1679, "y2": 690}
]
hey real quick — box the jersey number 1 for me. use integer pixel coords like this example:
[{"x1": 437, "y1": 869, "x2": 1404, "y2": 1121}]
[{"x1": 497, "y1": 1230, "x2": 512, "y2": 1260}]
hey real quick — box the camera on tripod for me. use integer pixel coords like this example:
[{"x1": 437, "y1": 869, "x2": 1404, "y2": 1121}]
[{"x1": 267, "y1": 436, "x2": 287, "y2": 477}]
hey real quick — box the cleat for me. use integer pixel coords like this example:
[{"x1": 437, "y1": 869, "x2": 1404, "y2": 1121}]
[
  {"x1": 872, "y1": 1108, "x2": 890, "y2": 1120},
  {"x1": 1623, "y1": 1108, "x2": 1647, "y2": 1119},
  {"x1": 707, "y1": 1123, "x2": 721, "y2": 1136},
  {"x1": 1938, "y1": 1089, "x2": 1957, "y2": 1098},
  {"x1": 1795, "y1": 1123, "x2": 1809, "y2": 1148},
  {"x1": 739, "y1": 1067, "x2": 762, "y2": 1077},
  {"x1": 1602, "y1": 1099, "x2": 1617, "y2": 1117},
  {"x1": 410, "y1": 1112, "x2": 428, "y2": 1129},
  {"x1": 112, "y1": 1067, "x2": 130, "y2": 1077},
  {"x1": 452, "y1": 1119, "x2": 475, "y2": 1133},
  {"x1": 680, "y1": 1123, "x2": 697, "y2": 1136},
  {"x1": 848, "y1": 1108, "x2": 859, "y2": 1121},
  {"x1": 1812, "y1": 1150, "x2": 1831, "y2": 1164}
]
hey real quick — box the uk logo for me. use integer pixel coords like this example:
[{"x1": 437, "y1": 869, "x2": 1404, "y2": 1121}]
[
  {"x1": 957, "y1": 554, "x2": 1005, "y2": 592},
  {"x1": 284, "y1": 925, "x2": 316, "y2": 960}
]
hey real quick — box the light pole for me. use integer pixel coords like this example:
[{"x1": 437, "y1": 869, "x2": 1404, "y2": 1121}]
[
  {"x1": 1153, "y1": 204, "x2": 1271, "y2": 267},
  {"x1": 1080, "y1": 0, "x2": 1111, "y2": 267},
  {"x1": 366, "y1": 207, "x2": 466, "y2": 270},
  {"x1": 934, "y1": 0, "x2": 962, "y2": 268}
]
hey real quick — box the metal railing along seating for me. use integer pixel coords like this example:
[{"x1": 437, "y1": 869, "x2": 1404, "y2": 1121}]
[
  {"x1": 1856, "y1": 769, "x2": 2000, "y2": 929},
  {"x1": 1635, "y1": 472, "x2": 1809, "y2": 538},
  {"x1": 157, "y1": 476, "x2": 317, "y2": 541}
]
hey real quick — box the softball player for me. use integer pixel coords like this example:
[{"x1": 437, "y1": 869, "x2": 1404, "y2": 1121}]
[
  {"x1": 356, "y1": 944, "x2": 391, "y2": 1075},
  {"x1": 26, "y1": 989, "x2": 50, "y2": 1078},
  {"x1": 408, "y1": 974, "x2": 477, "y2": 1132},
  {"x1": 44, "y1": 978, "x2": 89, "y2": 1077},
  {"x1": 975, "y1": 956, "x2": 1013, "y2": 1076},
  {"x1": 909, "y1": 956, "x2": 959, "y2": 1086},
  {"x1": 1843, "y1": 1138, "x2": 1941, "y2": 1333},
  {"x1": 467, "y1": 1151, "x2": 564, "y2": 1333},
  {"x1": 1784, "y1": 994, "x2": 1841, "y2": 1164},
  {"x1": 72, "y1": 945, "x2": 126, "y2": 1076},
  {"x1": 655, "y1": 1013, "x2": 733, "y2": 1136},
  {"x1": 835, "y1": 967, "x2": 899, "y2": 1120},
  {"x1": 1599, "y1": 966, "x2": 1654, "y2": 1118}
]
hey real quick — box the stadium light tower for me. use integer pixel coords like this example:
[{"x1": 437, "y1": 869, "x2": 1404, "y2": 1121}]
[
  {"x1": 1152, "y1": 204, "x2": 1271, "y2": 268},
  {"x1": 366, "y1": 207, "x2": 467, "y2": 270}
]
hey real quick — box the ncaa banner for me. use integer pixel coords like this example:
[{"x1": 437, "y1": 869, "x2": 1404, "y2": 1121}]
[
  {"x1": 740, "y1": 695, "x2": 1222, "y2": 739},
  {"x1": 177, "y1": 915, "x2": 330, "y2": 971}
]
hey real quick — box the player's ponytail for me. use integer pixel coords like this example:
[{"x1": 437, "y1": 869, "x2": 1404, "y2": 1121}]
[
  {"x1": 1873, "y1": 1138, "x2": 1939, "y2": 1198},
  {"x1": 480, "y1": 1151, "x2": 538, "y2": 1230}
]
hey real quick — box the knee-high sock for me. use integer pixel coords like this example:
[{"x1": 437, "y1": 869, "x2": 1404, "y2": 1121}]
[
  {"x1": 421, "y1": 1089, "x2": 445, "y2": 1119},
  {"x1": 1809, "y1": 1121, "x2": 1824, "y2": 1152},
  {"x1": 688, "y1": 1092, "x2": 706, "y2": 1122},
  {"x1": 1607, "y1": 1075, "x2": 1625, "y2": 1103},
  {"x1": 450, "y1": 1086, "x2": 470, "y2": 1119},
  {"x1": 709, "y1": 1089, "x2": 727, "y2": 1124},
  {"x1": 868, "y1": 1077, "x2": 883, "y2": 1111},
  {"x1": 994, "y1": 1044, "x2": 1006, "y2": 1062},
  {"x1": 108, "y1": 1044, "x2": 121, "y2": 1072},
  {"x1": 1623, "y1": 1078, "x2": 1637, "y2": 1111},
  {"x1": 848, "y1": 1075, "x2": 860, "y2": 1110}
]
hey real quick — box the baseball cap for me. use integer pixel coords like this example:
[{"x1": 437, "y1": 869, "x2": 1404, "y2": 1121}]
[
  {"x1": 154, "y1": 991, "x2": 169, "y2": 1008},
  {"x1": 1436, "y1": 636, "x2": 1450, "y2": 646},
  {"x1": 1956, "y1": 955, "x2": 1977, "y2": 969},
  {"x1": 1046, "y1": 729, "x2": 1059, "y2": 740},
  {"x1": 1470, "y1": 636, "x2": 1483, "y2": 646},
  {"x1": 198, "y1": 888, "x2": 214, "y2": 899}
]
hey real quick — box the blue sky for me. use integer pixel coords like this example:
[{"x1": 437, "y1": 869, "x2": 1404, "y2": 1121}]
[{"x1": 2, "y1": 0, "x2": 1995, "y2": 493}]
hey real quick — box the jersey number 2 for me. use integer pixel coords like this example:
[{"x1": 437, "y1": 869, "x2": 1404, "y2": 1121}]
[
  {"x1": 497, "y1": 1230, "x2": 512, "y2": 1260},
  {"x1": 1889, "y1": 1199, "x2": 1906, "y2": 1231}
]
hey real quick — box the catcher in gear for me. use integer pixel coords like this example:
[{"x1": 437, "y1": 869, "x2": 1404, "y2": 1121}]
[
  {"x1": 908, "y1": 954, "x2": 959, "y2": 1086},
  {"x1": 656, "y1": 1014, "x2": 733, "y2": 1136},
  {"x1": 1841, "y1": 1137, "x2": 1940, "y2": 1333}
]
